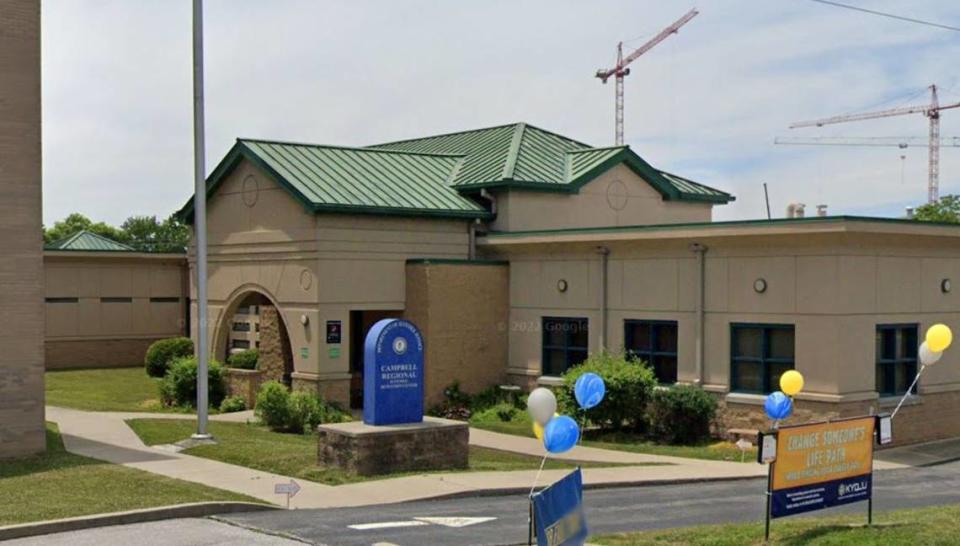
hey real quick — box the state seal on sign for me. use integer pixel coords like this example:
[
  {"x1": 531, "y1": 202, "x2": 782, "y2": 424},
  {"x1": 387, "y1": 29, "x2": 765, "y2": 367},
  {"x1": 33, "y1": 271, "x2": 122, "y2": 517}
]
[{"x1": 392, "y1": 337, "x2": 408, "y2": 355}]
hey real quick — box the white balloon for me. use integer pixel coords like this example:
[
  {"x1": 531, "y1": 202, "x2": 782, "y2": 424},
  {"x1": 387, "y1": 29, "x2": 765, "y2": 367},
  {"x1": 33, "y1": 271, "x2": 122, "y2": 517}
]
[
  {"x1": 526, "y1": 388, "x2": 557, "y2": 425},
  {"x1": 920, "y1": 341, "x2": 943, "y2": 366}
]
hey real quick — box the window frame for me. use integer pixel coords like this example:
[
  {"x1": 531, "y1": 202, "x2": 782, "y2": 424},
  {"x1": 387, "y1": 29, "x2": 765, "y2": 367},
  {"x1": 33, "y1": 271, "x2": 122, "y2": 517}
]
[
  {"x1": 730, "y1": 323, "x2": 796, "y2": 394},
  {"x1": 623, "y1": 319, "x2": 678, "y2": 384},
  {"x1": 541, "y1": 316, "x2": 589, "y2": 377},
  {"x1": 875, "y1": 323, "x2": 919, "y2": 397}
]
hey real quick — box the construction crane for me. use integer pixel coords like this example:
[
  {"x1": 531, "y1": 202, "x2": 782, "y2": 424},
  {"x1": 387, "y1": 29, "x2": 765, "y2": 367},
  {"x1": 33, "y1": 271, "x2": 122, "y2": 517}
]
[
  {"x1": 790, "y1": 85, "x2": 960, "y2": 203},
  {"x1": 774, "y1": 136, "x2": 960, "y2": 148},
  {"x1": 596, "y1": 8, "x2": 698, "y2": 146}
]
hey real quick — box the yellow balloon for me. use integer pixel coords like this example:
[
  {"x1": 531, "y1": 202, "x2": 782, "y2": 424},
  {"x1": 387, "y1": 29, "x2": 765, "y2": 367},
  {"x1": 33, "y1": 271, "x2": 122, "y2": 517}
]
[
  {"x1": 927, "y1": 324, "x2": 953, "y2": 353},
  {"x1": 780, "y1": 370, "x2": 804, "y2": 397},
  {"x1": 532, "y1": 413, "x2": 559, "y2": 441},
  {"x1": 533, "y1": 421, "x2": 544, "y2": 440}
]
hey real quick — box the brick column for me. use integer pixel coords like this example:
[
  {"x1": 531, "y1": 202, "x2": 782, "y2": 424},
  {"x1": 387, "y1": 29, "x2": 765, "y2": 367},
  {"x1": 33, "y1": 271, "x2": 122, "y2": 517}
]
[{"x1": 258, "y1": 306, "x2": 290, "y2": 385}]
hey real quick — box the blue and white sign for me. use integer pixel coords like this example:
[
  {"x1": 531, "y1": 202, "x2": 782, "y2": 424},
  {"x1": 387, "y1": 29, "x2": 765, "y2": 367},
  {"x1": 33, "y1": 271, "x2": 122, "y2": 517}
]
[
  {"x1": 363, "y1": 318, "x2": 424, "y2": 425},
  {"x1": 771, "y1": 474, "x2": 872, "y2": 518},
  {"x1": 531, "y1": 469, "x2": 588, "y2": 546}
]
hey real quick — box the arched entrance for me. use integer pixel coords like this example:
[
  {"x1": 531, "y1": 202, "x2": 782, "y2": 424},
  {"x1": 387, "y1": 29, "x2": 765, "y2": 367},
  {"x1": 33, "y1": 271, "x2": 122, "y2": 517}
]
[{"x1": 214, "y1": 288, "x2": 294, "y2": 387}]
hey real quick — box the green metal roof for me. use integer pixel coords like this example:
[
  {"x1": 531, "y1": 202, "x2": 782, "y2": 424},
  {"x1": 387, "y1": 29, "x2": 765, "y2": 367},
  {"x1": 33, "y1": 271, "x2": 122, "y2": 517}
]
[
  {"x1": 371, "y1": 123, "x2": 733, "y2": 203},
  {"x1": 180, "y1": 122, "x2": 733, "y2": 223},
  {"x1": 179, "y1": 139, "x2": 491, "y2": 221},
  {"x1": 45, "y1": 230, "x2": 134, "y2": 252}
]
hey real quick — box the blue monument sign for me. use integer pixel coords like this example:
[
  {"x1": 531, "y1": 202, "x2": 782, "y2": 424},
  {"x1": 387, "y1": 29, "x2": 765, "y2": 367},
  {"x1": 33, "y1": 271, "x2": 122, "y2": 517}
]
[{"x1": 363, "y1": 319, "x2": 424, "y2": 425}]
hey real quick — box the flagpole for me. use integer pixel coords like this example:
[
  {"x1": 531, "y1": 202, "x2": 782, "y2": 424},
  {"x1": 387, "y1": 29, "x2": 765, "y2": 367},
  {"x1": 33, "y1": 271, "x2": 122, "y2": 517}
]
[{"x1": 191, "y1": 0, "x2": 212, "y2": 440}]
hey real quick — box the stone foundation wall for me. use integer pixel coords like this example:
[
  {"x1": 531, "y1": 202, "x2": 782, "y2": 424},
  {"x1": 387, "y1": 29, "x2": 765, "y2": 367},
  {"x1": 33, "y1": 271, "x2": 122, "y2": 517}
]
[
  {"x1": 45, "y1": 338, "x2": 161, "y2": 370},
  {"x1": 224, "y1": 368, "x2": 264, "y2": 408},
  {"x1": 717, "y1": 391, "x2": 960, "y2": 447},
  {"x1": 316, "y1": 417, "x2": 468, "y2": 476}
]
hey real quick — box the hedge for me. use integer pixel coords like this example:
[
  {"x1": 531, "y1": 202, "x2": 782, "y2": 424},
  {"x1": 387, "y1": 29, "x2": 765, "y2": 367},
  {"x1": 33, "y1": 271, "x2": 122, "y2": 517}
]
[{"x1": 144, "y1": 337, "x2": 193, "y2": 378}]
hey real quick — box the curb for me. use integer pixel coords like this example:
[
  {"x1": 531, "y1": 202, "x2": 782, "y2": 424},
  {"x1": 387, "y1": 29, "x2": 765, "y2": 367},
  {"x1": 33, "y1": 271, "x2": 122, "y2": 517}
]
[
  {"x1": 0, "y1": 502, "x2": 278, "y2": 542},
  {"x1": 409, "y1": 473, "x2": 765, "y2": 503}
]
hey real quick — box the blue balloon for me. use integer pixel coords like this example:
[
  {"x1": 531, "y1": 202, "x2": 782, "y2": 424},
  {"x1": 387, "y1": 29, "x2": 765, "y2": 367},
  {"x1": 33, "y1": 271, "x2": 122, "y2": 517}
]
[
  {"x1": 543, "y1": 415, "x2": 580, "y2": 454},
  {"x1": 574, "y1": 373, "x2": 606, "y2": 410},
  {"x1": 764, "y1": 391, "x2": 793, "y2": 420}
]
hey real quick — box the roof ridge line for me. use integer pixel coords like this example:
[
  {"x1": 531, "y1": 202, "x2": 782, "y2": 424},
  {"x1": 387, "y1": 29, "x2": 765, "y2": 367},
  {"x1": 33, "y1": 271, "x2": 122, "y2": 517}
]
[
  {"x1": 239, "y1": 138, "x2": 465, "y2": 159},
  {"x1": 500, "y1": 122, "x2": 527, "y2": 181},
  {"x1": 567, "y1": 145, "x2": 628, "y2": 154},
  {"x1": 368, "y1": 122, "x2": 522, "y2": 148},
  {"x1": 519, "y1": 123, "x2": 594, "y2": 148}
]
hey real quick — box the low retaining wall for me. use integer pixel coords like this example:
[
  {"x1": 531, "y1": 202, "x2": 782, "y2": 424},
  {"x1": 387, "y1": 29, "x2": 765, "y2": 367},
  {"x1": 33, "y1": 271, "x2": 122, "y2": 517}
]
[{"x1": 224, "y1": 368, "x2": 264, "y2": 408}]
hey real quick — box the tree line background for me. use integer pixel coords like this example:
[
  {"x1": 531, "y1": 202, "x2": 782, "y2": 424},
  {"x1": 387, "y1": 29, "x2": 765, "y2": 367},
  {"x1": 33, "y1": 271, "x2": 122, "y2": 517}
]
[{"x1": 44, "y1": 213, "x2": 189, "y2": 253}]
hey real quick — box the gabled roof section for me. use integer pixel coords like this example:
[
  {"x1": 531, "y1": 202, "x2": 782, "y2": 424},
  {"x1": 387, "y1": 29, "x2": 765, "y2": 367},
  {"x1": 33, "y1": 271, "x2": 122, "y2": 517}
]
[
  {"x1": 178, "y1": 139, "x2": 492, "y2": 222},
  {"x1": 45, "y1": 230, "x2": 134, "y2": 252},
  {"x1": 372, "y1": 123, "x2": 733, "y2": 203}
]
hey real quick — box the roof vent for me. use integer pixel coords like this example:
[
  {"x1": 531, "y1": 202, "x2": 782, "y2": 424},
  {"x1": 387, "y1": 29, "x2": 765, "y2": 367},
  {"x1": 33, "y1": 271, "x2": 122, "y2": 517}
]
[
  {"x1": 816, "y1": 204, "x2": 828, "y2": 217},
  {"x1": 786, "y1": 203, "x2": 806, "y2": 218},
  {"x1": 905, "y1": 206, "x2": 915, "y2": 219}
]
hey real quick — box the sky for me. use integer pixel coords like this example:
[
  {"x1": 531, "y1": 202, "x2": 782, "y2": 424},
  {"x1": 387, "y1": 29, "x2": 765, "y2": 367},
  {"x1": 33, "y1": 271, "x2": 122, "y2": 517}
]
[{"x1": 41, "y1": 0, "x2": 960, "y2": 226}]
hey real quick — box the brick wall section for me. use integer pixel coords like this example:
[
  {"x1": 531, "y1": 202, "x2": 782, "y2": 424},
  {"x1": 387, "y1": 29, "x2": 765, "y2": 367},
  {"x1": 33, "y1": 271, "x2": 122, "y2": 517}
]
[
  {"x1": 0, "y1": 0, "x2": 45, "y2": 458},
  {"x1": 45, "y1": 338, "x2": 164, "y2": 370},
  {"x1": 404, "y1": 262, "x2": 509, "y2": 407}
]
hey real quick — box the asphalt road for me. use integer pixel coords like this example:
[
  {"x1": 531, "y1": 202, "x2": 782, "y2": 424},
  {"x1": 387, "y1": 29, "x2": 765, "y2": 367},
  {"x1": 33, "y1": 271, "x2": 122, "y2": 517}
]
[
  {"x1": 219, "y1": 461, "x2": 960, "y2": 546},
  {"x1": 15, "y1": 462, "x2": 960, "y2": 546}
]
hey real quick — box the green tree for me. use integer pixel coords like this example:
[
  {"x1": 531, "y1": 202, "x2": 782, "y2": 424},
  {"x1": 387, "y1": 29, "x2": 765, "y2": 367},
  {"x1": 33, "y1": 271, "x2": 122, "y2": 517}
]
[
  {"x1": 120, "y1": 214, "x2": 189, "y2": 253},
  {"x1": 914, "y1": 195, "x2": 960, "y2": 223},
  {"x1": 44, "y1": 213, "x2": 128, "y2": 245}
]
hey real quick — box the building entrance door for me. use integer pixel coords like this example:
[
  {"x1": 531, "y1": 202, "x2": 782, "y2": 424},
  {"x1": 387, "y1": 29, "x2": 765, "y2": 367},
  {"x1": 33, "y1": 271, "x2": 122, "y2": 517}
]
[{"x1": 349, "y1": 309, "x2": 402, "y2": 409}]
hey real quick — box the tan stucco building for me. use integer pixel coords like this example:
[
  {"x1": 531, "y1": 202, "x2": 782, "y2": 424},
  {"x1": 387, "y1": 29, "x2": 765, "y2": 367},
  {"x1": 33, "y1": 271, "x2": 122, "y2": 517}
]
[
  {"x1": 182, "y1": 123, "x2": 960, "y2": 445},
  {"x1": 0, "y1": 0, "x2": 45, "y2": 458},
  {"x1": 43, "y1": 231, "x2": 188, "y2": 369}
]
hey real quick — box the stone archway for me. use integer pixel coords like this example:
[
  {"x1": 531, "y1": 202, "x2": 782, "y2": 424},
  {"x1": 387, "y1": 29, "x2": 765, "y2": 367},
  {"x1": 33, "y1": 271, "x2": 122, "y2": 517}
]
[{"x1": 214, "y1": 286, "x2": 294, "y2": 388}]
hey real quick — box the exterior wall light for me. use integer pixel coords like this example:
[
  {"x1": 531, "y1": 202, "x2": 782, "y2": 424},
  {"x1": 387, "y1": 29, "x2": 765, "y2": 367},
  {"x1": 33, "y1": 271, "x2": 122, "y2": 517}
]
[
  {"x1": 943, "y1": 279, "x2": 952, "y2": 294},
  {"x1": 557, "y1": 279, "x2": 568, "y2": 293},
  {"x1": 300, "y1": 314, "x2": 310, "y2": 326},
  {"x1": 754, "y1": 278, "x2": 768, "y2": 294}
]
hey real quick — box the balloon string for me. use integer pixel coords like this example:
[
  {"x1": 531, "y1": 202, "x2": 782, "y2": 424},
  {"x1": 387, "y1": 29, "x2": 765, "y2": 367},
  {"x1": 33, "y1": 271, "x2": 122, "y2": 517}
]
[
  {"x1": 891, "y1": 365, "x2": 925, "y2": 420},
  {"x1": 529, "y1": 454, "x2": 548, "y2": 498}
]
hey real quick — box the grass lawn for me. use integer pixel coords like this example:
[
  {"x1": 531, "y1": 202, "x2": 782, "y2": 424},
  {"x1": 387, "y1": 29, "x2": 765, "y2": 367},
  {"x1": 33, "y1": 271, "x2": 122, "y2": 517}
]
[
  {"x1": 45, "y1": 367, "x2": 178, "y2": 413},
  {"x1": 127, "y1": 419, "x2": 636, "y2": 486},
  {"x1": 470, "y1": 418, "x2": 755, "y2": 462},
  {"x1": 0, "y1": 423, "x2": 261, "y2": 526},
  {"x1": 592, "y1": 504, "x2": 960, "y2": 545}
]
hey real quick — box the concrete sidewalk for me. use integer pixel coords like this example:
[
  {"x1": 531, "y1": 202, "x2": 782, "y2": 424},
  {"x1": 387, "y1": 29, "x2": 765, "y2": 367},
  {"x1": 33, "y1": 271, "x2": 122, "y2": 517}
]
[{"x1": 49, "y1": 406, "x2": 902, "y2": 510}]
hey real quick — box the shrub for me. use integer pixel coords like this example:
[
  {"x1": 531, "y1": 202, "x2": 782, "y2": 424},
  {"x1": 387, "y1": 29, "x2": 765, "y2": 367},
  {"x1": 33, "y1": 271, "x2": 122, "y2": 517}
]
[
  {"x1": 158, "y1": 356, "x2": 226, "y2": 408},
  {"x1": 648, "y1": 384, "x2": 717, "y2": 445},
  {"x1": 145, "y1": 337, "x2": 193, "y2": 378},
  {"x1": 219, "y1": 395, "x2": 247, "y2": 413},
  {"x1": 227, "y1": 349, "x2": 258, "y2": 370},
  {"x1": 557, "y1": 350, "x2": 657, "y2": 431},
  {"x1": 255, "y1": 381, "x2": 291, "y2": 430},
  {"x1": 255, "y1": 382, "x2": 350, "y2": 433},
  {"x1": 427, "y1": 381, "x2": 520, "y2": 420},
  {"x1": 469, "y1": 402, "x2": 526, "y2": 425}
]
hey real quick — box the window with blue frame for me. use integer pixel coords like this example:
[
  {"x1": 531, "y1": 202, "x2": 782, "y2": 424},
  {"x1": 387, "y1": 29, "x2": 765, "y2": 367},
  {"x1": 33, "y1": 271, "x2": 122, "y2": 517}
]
[
  {"x1": 730, "y1": 324, "x2": 795, "y2": 394},
  {"x1": 876, "y1": 324, "x2": 918, "y2": 397},
  {"x1": 542, "y1": 317, "x2": 589, "y2": 376},
  {"x1": 624, "y1": 320, "x2": 678, "y2": 384}
]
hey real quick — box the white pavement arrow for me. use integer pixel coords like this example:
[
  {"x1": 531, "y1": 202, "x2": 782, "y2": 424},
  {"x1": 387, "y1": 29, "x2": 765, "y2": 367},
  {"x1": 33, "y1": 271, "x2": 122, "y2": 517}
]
[
  {"x1": 349, "y1": 516, "x2": 497, "y2": 531},
  {"x1": 413, "y1": 517, "x2": 497, "y2": 528}
]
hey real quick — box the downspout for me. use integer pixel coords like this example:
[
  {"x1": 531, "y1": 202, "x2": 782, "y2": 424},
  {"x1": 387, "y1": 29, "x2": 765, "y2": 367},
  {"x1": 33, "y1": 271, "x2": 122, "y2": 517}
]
[
  {"x1": 690, "y1": 243, "x2": 707, "y2": 385},
  {"x1": 596, "y1": 246, "x2": 610, "y2": 352},
  {"x1": 468, "y1": 220, "x2": 477, "y2": 260}
]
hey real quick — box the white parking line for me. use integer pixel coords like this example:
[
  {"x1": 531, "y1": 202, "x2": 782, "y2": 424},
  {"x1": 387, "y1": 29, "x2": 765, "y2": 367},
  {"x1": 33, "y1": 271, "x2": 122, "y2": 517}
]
[{"x1": 348, "y1": 521, "x2": 430, "y2": 531}]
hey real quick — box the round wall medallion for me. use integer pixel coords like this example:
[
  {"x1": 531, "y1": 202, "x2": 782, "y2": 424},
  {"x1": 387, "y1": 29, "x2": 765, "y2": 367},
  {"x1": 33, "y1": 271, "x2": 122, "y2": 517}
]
[
  {"x1": 241, "y1": 175, "x2": 260, "y2": 207},
  {"x1": 299, "y1": 268, "x2": 313, "y2": 291},
  {"x1": 605, "y1": 179, "x2": 628, "y2": 211},
  {"x1": 557, "y1": 279, "x2": 569, "y2": 293},
  {"x1": 942, "y1": 278, "x2": 952, "y2": 294},
  {"x1": 754, "y1": 278, "x2": 768, "y2": 293}
]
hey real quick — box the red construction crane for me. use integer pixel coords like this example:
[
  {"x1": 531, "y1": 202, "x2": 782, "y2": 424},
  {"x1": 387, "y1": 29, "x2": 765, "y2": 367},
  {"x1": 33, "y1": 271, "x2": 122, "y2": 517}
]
[
  {"x1": 596, "y1": 8, "x2": 698, "y2": 146},
  {"x1": 790, "y1": 85, "x2": 960, "y2": 203}
]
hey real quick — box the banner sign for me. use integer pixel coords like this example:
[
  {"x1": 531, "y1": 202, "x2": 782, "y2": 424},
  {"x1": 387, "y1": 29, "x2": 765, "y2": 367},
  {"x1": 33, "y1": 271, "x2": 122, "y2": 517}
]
[
  {"x1": 770, "y1": 416, "x2": 875, "y2": 518},
  {"x1": 363, "y1": 318, "x2": 424, "y2": 425},
  {"x1": 531, "y1": 468, "x2": 588, "y2": 546}
]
